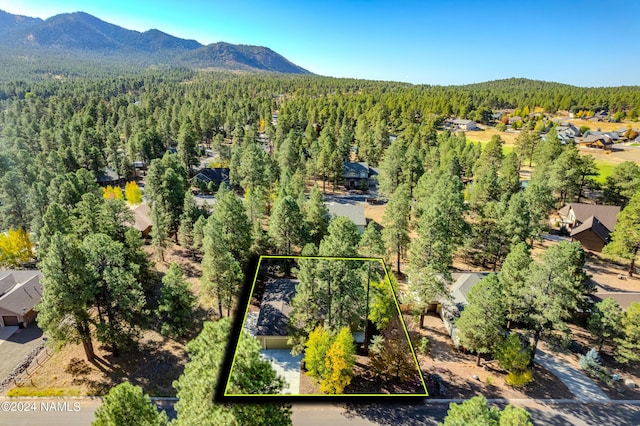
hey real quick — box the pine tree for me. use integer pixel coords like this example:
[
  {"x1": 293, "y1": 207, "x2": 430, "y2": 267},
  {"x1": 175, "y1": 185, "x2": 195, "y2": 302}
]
[
  {"x1": 174, "y1": 319, "x2": 291, "y2": 426},
  {"x1": 615, "y1": 301, "x2": 640, "y2": 363},
  {"x1": 201, "y1": 220, "x2": 244, "y2": 317},
  {"x1": 93, "y1": 381, "x2": 168, "y2": 426},
  {"x1": 37, "y1": 233, "x2": 95, "y2": 361},
  {"x1": 157, "y1": 263, "x2": 196, "y2": 338},
  {"x1": 603, "y1": 189, "x2": 640, "y2": 276},
  {"x1": 455, "y1": 274, "x2": 505, "y2": 365},
  {"x1": 382, "y1": 184, "x2": 410, "y2": 273}
]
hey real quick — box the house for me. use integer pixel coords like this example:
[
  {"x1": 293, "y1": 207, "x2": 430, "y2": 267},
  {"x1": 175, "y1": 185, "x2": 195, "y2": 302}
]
[
  {"x1": 325, "y1": 202, "x2": 367, "y2": 233},
  {"x1": 437, "y1": 272, "x2": 491, "y2": 348},
  {"x1": 96, "y1": 168, "x2": 123, "y2": 187},
  {"x1": 558, "y1": 203, "x2": 621, "y2": 251},
  {"x1": 255, "y1": 278, "x2": 296, "y2": 350},
  {"x1": 555, "y1": 122, "x2": 581, "y2": 143},
  {"x1": 343, "y1": 161, "x2": 372, "y2": 190},
  {"x1": 0, "y1": 270, "x2": 42, "y2": 328},
  {"x1": 451, "y1": 119, "x2": 479, "y2": 131},
  {"x1": 128, "y1": 203, "x2": 153, "y2": 239},
  {"x1": 575, "y1": 134, "x2": 614, "y2": 150},
  {"x1": 192, "y1": 167, "x2": 230, "y2": 191}
]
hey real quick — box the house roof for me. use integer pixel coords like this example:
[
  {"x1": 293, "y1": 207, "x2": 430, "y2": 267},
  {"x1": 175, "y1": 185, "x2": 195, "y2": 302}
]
[
  {"x1": 0, "y1": 270, "x2": 42, "y2": 315},
  {"x1": 570, "y1": 216, "x2": 612, "y2": 242},
  {"x1": 343, "y1": 162, "x2": 370, "y2": 178},
  {"x1": 193, "y1": 168, "x2": 230, "y2": 183},
  {"x1": 128, "y1": 203, "x2": 152, "y2": 232},
  {"x1": 452, "y1": 119, "x2": 476, "y2": 126},
  {"x1": 96, "y1": 168, "x2": 120, "y2": 183},
  {"x1": 256, "y1": 278, "x2": 297, "y2": 336},
  {"x1": 325, "y1": 202, "x2": 367, "y2": 228},
  {"x1": 559, "y1": 203, "x2": 620, "y2": 232},
  {"x1": 450, "y1": 272, "x2": 491, "y2": 308}
]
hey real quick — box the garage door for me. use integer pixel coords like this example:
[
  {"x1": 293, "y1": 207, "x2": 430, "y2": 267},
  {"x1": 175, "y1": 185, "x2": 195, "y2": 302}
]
[{"x1": 2, "y1": 316, "x2": 19, "y2": 326}]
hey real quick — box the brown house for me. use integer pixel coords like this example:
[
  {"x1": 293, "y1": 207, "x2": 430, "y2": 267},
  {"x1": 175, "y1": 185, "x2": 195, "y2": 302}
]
[
  {"x1": 0, "y1": 270, "x2": 42, "y2": 328},
  {"x1": 558, "y1": 203, "x2": 621, "y2": 251},
  {"x1": 129, "y1": 203, "x2": 152, "y2": 239}
]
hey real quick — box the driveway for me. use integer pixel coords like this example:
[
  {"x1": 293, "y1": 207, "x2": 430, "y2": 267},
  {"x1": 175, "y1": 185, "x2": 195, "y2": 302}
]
[
  {"x1": 535, "y1": 348, "x2": 609, "y2": 402},
  {"x1": 0, "y1": 323, "x2": 45, "y2": 382},
  {"x1": 260, "y1": 349, "x2": 303, "y2": 394}
]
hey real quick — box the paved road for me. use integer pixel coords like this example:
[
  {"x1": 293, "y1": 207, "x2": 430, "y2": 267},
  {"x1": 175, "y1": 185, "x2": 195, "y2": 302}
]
[
  {"x1": 0, "y1": 324, "x2": 44, "y2": 382},
  {"x1": 1, "y1": 398, "x2": 639, "y2": 425},
  {"x1": 535, "y1": 348, "x2": 610, "y2": 402}
]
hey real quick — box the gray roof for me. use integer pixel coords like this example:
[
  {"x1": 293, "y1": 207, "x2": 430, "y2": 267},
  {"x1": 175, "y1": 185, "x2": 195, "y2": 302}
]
[
  {"x1": 450, "y1": 272, "x2": 491, "y2": 308},
  {"x1": 256, "y1": 278, "x2": 297, "y2": 336},
  {"x1": 0, "y1": 270, "x2": 42, "y2": 315},
  {"x1": 325, "y1": 202, "x2": 367, "y2": 228},
  {"x1": 343, "y1": 162, "x2": 370, "y2": 178}
]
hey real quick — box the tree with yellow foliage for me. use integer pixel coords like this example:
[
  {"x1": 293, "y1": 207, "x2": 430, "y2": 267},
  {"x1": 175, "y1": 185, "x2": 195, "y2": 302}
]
[
  {"x1": 319, "y1": 327, "x2": 355, "y2": 394},
  {"x1": 303, "y1": 326, "x2": 332, "y2": 379},
  {"x1": 102, "y1": 185, "x2": 124, "y2": 200},
  {"x1": 124, "y1": 181, "x2": 143, "y2": 205},
  {"x1": 0, "y1": 228, "x2": 34, "y2": 267}
]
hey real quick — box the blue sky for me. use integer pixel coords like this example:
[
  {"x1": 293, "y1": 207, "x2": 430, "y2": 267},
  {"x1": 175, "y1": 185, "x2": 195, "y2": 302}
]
[{"x1": 1, "y1": 0, "x2": 639, "y2": 87}]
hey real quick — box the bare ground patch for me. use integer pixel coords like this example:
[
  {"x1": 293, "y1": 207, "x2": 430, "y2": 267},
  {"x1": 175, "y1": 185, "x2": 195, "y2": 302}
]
[
  {"x1": 7, "y1": 330, "x2": 189, "y2": 397},
  {"x1": 415, "y1": 313, "x2": 574, "y2": 400}
]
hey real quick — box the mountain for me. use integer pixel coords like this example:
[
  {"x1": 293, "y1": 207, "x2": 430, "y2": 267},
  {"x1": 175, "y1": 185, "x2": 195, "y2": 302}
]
[
  {"x1": 0, "y1": 10, "x2": 42, "y2": 36},
  {"x1": 0, "y1": 10, "x2": 311, "y2": 75}
]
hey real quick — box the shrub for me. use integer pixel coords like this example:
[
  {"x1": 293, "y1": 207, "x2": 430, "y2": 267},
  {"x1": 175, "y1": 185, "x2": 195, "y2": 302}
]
[
  {"x1": 505, "y1": 369, "x2": 533, "y2": 388},
  {"x1": 495, "y1": 333, "x2": 530, "y2": 372},
  {"x1": 416, "y1": 337, "x2": 430, "y2": 356},
  {"x1": 486, "y1": 374, "x2": 494, "y2": 386},
  {"x1": 580, "y1": 348, "x2": 613, "y2": 385}
]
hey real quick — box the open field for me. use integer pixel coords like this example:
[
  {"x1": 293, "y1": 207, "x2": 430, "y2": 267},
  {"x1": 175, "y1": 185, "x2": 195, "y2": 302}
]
[
  {"x1": 566, "y1": 119, "x2": 639, "y2": 133},
  {"x1": 593, "y1": 159, "x2": 616, "y2": 184},
  {"x1": 465, "y1": 126, "x2": 518, "y2": 145}
]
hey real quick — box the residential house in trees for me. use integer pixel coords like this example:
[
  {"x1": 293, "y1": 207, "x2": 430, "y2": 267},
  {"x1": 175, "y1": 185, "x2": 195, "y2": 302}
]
[
  {"x1": 192, "y1": 167, "x2": 230, "y2": 192},
  {"x1": 558, "y1": 203, "x2": 621, "y2": 252},
  {"x1": 325, "y1": 202, "x2": 367, "y2": 233},
  {"x1": 343, "y1": 161, "x2": 375, "y2": 190},
  {"x1": 575, "y1": 133, "x2": 615, "y2": 151},
  {"x1": 343, "y1": 161, "x2": 369, "y2": 190},
  {"x1": 128, "y1": 203, "x2": 153, "y2": 239},
  {"x1": 96, "y1": 167, "x2": 124, "y2": 187},
  {"x1": 451, "y1": 119, "x2": 479, "y2": 131},
  {"x1": 437, "y1": 272, "x2": 490, "y2": 348},
  {"x1": 0, "y1": 270, "x2": 42, "y2": 328},
  {"x1": 253, "y1": 278, "x2": 296, "y2": 350}
]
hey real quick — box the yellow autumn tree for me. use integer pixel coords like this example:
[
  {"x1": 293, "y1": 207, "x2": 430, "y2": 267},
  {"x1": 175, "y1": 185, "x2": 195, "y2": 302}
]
[
  {"x1": 303, "y1": 326, "x2": 332, "y2": 379},
  {"x1": 125, "y1": 181, "x2": 143, "y2": 205},
  {"x1": 0, "y1": 228, "x2": 34, "y2": 267},
  {"x1": 319, "y1": 327, "x2": 356, "y2": 394},
  {"x1": 102, "y1": 185, "x2": 124, "y2": 200}
]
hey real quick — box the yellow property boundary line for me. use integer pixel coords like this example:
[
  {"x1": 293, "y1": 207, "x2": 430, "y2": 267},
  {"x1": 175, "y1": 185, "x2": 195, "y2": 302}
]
[{"x1": 224, "y1": 255, "x2": 428, "y2": 397}]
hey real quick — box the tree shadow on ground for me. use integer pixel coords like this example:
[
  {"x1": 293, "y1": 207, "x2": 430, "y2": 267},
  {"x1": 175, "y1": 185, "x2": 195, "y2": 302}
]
[
  {"x1": 340, "y1": 401, "x2": 444, "y2": 426},
  {"x1": 71, "y1": 337, "x2": 188, "y2": 396}
]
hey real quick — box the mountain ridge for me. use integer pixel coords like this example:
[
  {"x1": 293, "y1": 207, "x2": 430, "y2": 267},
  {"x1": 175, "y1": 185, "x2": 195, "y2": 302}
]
[{"x1": 0, "y1": 9, "x2": 311, "y2": 74}]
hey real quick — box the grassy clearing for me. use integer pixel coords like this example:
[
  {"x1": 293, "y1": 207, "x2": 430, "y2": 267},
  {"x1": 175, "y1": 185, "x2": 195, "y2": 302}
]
[
  {"x1": 7, "y1": 387, "x2": 81, "y2": 397},
  {"x1": 566, "y1": 119, "x2": 636, "y2": 133},
  {"x1": 594, "y1": 159, "x2": 616, "y2": 184},
  {"x1": 465, "y1": 126, "x2": 518, "y2": 145}
]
